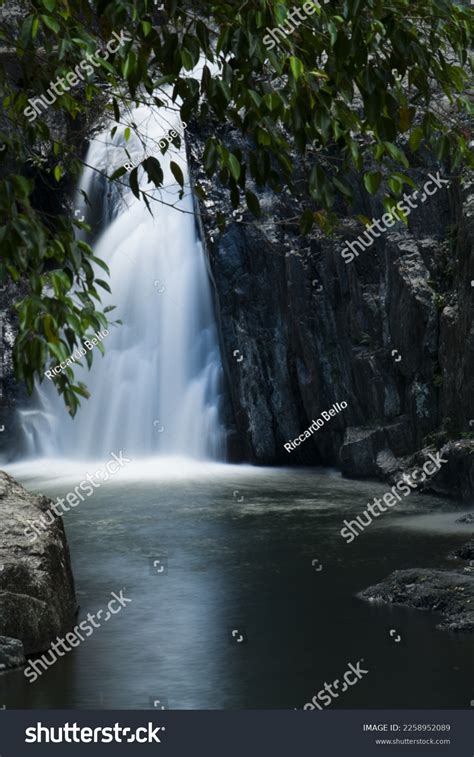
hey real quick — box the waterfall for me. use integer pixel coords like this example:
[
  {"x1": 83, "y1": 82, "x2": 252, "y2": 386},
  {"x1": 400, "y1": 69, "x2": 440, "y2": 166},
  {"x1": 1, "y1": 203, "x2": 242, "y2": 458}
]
[{"x1": 18, "y1": 103, "x2": 227, "y2": 461}]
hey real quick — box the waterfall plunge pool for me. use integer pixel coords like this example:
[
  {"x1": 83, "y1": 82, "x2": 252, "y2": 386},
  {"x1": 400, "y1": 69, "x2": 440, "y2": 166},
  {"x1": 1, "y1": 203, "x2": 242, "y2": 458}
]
[{"x1": 2, "y1": 459, "x2": 473, "y2": 710}]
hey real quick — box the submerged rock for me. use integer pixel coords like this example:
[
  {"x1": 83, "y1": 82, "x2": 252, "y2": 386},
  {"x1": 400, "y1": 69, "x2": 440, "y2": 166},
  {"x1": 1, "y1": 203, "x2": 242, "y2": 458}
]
[
  {"x1": 358, "y1": 568, "x2": 474, "y2": 632},
  {"x1": 0, "y1": 470, "x2": 77, "y2": 658},
  {"x1": 457, "y1": 513, "x2": 474, "y2": 524},
  {"x1": 449, "y1": 540, "x2": 474, "y2": 561}
]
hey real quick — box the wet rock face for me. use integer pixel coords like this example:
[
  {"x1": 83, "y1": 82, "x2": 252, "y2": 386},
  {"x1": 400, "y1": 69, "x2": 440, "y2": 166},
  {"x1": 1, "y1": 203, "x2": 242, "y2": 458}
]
[
  {"x1": 420, "y1": 440, "x2": 474, "y2": 501},
  {"x1": 0, "y1": 471, "x2": 77, "y2": 656},
  {"x1": 188, "y1": 126, "x2": 473, "y2": 495}
]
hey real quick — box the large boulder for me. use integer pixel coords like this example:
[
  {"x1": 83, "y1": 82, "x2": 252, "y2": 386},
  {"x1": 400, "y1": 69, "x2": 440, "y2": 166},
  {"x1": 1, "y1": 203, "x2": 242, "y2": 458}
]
[
  {"x1": 422, "y1": 440, "x2": 474, "y2": 501},
  {"x1": 339, "y1": 426, "x2": 385, "y2": 477},
  {"x1": 0, "y1": 470, "x2": 77, "y2": 658},
  {"x1": 0, "y1": 635, "x2": 25, "y2": 671}
]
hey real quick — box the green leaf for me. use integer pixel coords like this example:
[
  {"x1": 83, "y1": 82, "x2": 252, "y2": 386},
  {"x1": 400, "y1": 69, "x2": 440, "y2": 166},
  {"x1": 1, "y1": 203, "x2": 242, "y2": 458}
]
[
  {"x1": 274, "y1": 4, "x2": 287, "y2": 25},
  {"x1": 388, "y1": 176, "x2": 403, "y2": 194},
  {"x1": 170, "y1": 161, "x2": 184, "y2": 187},
  {"x1": 393, "y1": 172, "x2": 416, "y2": 190},
  {"x1": 399, "y1": 106, "x2": 414, "y2": 132},
  {"x1": 349, "y1": 141, "x2": 362, "y2": 170},
  {"x1": 196, "y1": 20, "x2": 210, "y2": 54},
  {"x1": 409, "y1": 127, "x2": 424, "y2": 152},
  {"x1": 328, "y1": 21, "x2": 338, "y2": 47},
  {"x1": 245, "y1": 190, "x2": 261, "y2": 218},
  {"x1": 41, "y1": 14, "x2": 60, "y2": 33},
  {"x1": 90, "y1": 257, "x2": 110, "y2": 276},
  {"x1": 74, "y1": 383, "x2": 91, "y2": 400},
  {"x1": 363, "y1": 171, "x2": 382, "y2": 194},
  {"x1": 109, "y1": 166, "x2": 127, "y2": 181},
  {"x1": 12, "y1": 175, "x2": 32, "y2": 197},
  {"x1": 129, "y1": 168, "x2": 140, "y2": 199},
  {"x1": 181, "y1": 48, "x2": 194, "y2": 71},
  {"x1": 194, "y1": 183, "x2": 207, "y2": 201},
  {"x1": 49, "y1": 342, "x2": 68, "y2": 363},
  {"x1": 144, "y1": 156, "x2": 164, "y2": 187},
  {"x1": 96, "y1": 278, "x2": 111, "y2": 293},
  {"x1": 333, "y1": 177, "x2": 353, "y2": 199},
  {"x1": 300, "y1": 208, "x2": 314, "y2": 234},
  {"x1": 248, "y1": 90, "x2": 262, "y2": 108},
  {"x1": 112, "y1": 98, "x2": 121, "y2": 123},
  {"x1": 43, "y1": 314, "x2": 58, "y2": 344},
  {"x1": 383, "y1": 142, "x2": 409, "y2": 168},
  {"x1": 122, "y1": 53, "x2": 134, "y2": 79},
  {"x1": 227, "y1": 153, "x2": 241, "y2": 182},
  {"x1": 31, "y1": 16, "x2": 40, "y2": 39},
  {"x1": 289, "y1": 56, "x2": 304, "y2": 81},
  {"x1": 203, "y1": 140, "x2": 218, "y2": 174}
]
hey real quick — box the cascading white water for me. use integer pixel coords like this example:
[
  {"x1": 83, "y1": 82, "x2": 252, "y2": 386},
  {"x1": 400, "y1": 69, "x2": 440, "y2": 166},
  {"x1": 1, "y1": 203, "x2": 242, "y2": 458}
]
[{"x1": 18, "y1": 102, "x2": 227, "y2": 461}]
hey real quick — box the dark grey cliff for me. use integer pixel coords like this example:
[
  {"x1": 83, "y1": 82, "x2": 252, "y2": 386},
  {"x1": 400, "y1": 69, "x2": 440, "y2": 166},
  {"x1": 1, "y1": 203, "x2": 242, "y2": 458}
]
[
  {"x1": 0, "y1": 471, "x2": 77, "y2": 664},
  {"x1": 188, "y1": 125, "x2": 474, "y2": 499}
]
